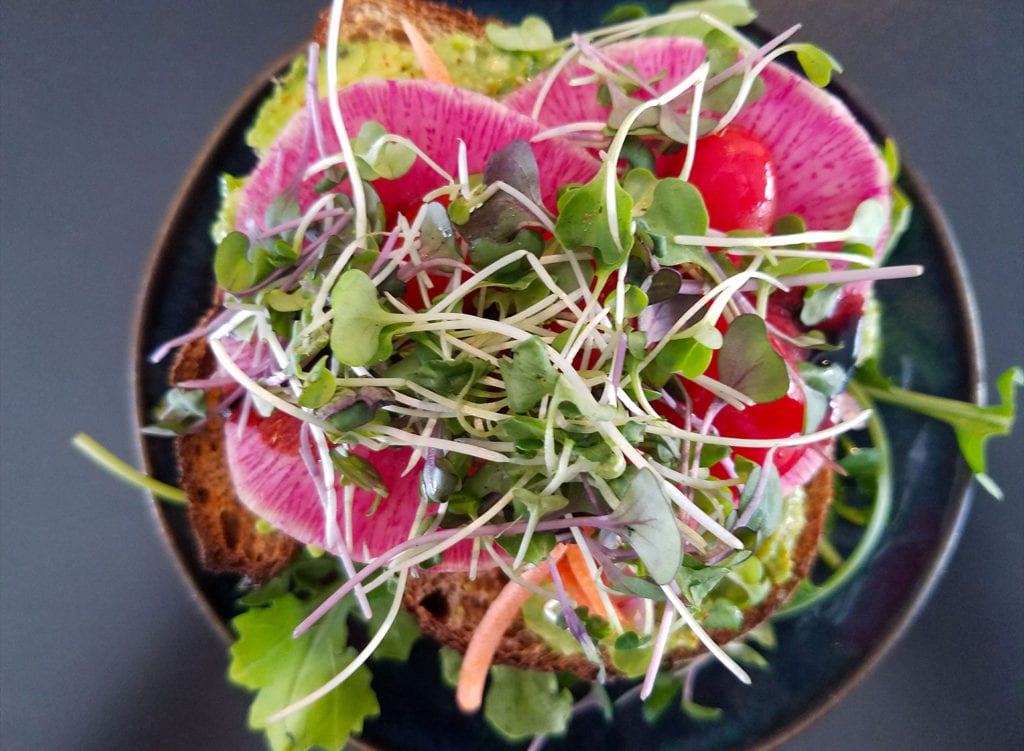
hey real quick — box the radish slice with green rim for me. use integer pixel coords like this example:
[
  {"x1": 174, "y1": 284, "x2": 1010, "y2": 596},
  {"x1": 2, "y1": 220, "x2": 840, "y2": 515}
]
[
  {"x1": 222, "y1": 401, "x2": 482, "y2": 570},
  {"x1": 504, "y1": 37, "x2": 891, "y2": 255},
  {"x1": 235, "y1": 78, "x2": 602, "y2": 234}
]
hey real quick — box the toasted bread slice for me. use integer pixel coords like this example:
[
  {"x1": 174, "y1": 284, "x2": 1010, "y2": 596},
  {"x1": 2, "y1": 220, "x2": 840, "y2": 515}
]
[
  {"x1": 172, "y1": 0, "x2": 835, "y2": 675},
  {"x1": 403, "y1": 469, "x2": 832, "y2": 680}
]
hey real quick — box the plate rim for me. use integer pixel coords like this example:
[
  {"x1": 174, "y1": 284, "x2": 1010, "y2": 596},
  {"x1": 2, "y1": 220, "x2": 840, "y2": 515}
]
[{"x1": 130, "y1": 29, "x2": 983, "y2": 751}]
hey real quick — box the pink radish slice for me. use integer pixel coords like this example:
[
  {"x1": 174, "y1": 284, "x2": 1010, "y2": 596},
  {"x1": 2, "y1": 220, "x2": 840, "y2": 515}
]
[
  {"x1": 505, "y1": 37, "x2": 890, "y2": 489},
  {"x1": 504, "y1": 37, "x2": 891, "y2": 256},
  {"x1": 222, "y1": 392, "x2": 480, "y2": 571},
  {"x1": 234, "y1": 78, "x2": 601, "y2": 234},
  {"x1": 220, "y1": 81, "x2": 602, "y2": 570}
]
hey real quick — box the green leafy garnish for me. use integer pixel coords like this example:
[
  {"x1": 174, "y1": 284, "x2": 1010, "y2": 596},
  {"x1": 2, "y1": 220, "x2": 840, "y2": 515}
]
[
  {"x1": 793, "y1": 43, "x2": 843, "y2": 87},
  {"x1": 485, "y1": 16, "x2": 557, "y2": 52},
  {"x1": 483, "y1": 665, "x2": 574, "y2": 740},
  {"x1": 855, "y1": 364, "x2": 1022, "y2": 498},
  {"x1": 555, "y1": 165, "x2": 635, "y2": 269},
  {"x1": 500, "y1": 336, "x2": 560, "y2": 413},
  {"x1": 329, "y1": 269, "x2": 399, "y2": 366},
  {"x1": 229, "y1": 592, "x2": 379, "y2": 751},
  {"x1": 717, "y1": 314, "x2": 789, "y2": 402}
]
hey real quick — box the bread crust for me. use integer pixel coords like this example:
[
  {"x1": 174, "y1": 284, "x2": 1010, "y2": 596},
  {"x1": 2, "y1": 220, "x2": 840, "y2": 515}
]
[
  {"x1": 171, "y1": 333, "x2": 301, "y2": 585},
  {"x1": 312, "y1": 0, "x2": 488, "y2": 45}
]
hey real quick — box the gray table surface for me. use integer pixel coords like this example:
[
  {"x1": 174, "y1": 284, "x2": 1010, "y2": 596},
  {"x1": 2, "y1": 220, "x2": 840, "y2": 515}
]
[{"x1": 2, "y1": 1, "x2": 1021, "y2": 749}]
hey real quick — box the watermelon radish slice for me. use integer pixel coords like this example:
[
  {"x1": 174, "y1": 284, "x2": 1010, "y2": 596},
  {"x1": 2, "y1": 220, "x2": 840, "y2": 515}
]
[
  {"x1": 221, "y1": 81, "x2": 602, "y2": 570},
  {"x1": 504, "y1": 37, "x2": 890, "y2": 488},
  {"x1": 221, "y1": 384, "x2": 481, "y2": 570},
  {"x1": 234, "y1": 78, "x2": 601, "y2": 234},
  {"x1": 504, "y1": 36, "x2": 891, "y2": 255}
]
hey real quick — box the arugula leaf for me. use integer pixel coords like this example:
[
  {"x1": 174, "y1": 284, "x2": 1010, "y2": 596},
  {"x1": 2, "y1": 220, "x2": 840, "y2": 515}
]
[
  {"x1": 229, "y1": 592, "x2": 379, "y2": 751},
  {"x1": 856, "y1": 364, "x2": 1022, "y2": 498},
  {"x1": 483, "y1": 665, "x2": 574, "y2": 741}
]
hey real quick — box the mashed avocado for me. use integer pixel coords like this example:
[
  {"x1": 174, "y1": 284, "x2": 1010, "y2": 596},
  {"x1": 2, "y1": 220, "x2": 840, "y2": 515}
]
[
  {"x1": 521, "y1": 488, "x2": 809, "y2": 678},
  {"x1": 247, "y1": 35, "x2": 560, "y2": 155}
]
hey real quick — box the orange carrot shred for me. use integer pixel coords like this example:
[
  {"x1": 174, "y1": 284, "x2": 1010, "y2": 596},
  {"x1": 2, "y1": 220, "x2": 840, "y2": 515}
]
[
  {"x1": 562, "y1": 543, "x2": 611, "y2": 619},
  {"x1": 455, "y1": 543, "x2": 568, "y2": 713},
  {"x1": 400, "y1": 17, "x2": 452, "y2": 84}
]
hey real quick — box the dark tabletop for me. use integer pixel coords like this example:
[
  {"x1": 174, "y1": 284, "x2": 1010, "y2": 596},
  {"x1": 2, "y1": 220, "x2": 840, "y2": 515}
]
[{"x1": 2, "y1": 1, "x2": 1021, "y2": 749}]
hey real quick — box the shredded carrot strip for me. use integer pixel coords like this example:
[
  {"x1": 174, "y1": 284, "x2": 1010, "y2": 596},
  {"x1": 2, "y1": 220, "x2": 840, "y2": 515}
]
[
  {"x1": 400, "y1": 18, "x2": 452, "y2": 84},
  {"x1": 560, "y1": 543, "x2": 611, "y2": 618},
  {"x1": 455, "y1": 543, "x2": 568, "y2": 713}
]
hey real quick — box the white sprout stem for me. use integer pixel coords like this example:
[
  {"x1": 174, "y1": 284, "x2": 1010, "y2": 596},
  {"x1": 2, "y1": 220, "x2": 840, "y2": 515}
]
[
  {"x1": 753, "y1": 264, "x2": 924, "y2": 290},
  {"x1": 531, "y1": 121, "x2": 608, "y2": 143},
  {"x1": 677, "y1": 55, "x2": 708, "y2": 183},
  {"x1": 690, "y1": 373, "x2": 757, "y2": 410},
  {"x1": 641, "y1": 606, "x2": 677, "y2": 700},
  {"x1": 662, "y1": 585, "x2": 751, "y2": 685},
  {"x1": 360, "y1": 424, "x2": 510, "y2": 462},
  {"x1": 473, "y1": 180, "x2": 556, "y2": 233},
  {"x1": 324, "y1": 0, "x2": 368, "y2": 243},
  {"x1": 648, "y1": 408, "x2": 872, "y2": 449},
  {"x1": 207, "y1": 338, "x2": 337, "y2": 434},
  {"x1": 385, "y1": 484, "x2": 522, "y2": 571},
  {"x1": 290, "y1": 192, "x2": 338, "y2": 255},
  {"x1": 675, "y1": 226, "x2": 874, "y2": 251},
  {"x1": 268, "y1": 569, "x2": 410, "y2": 723},
  {"x1": 603, "y1": 62, "x2": 712, "y2": 259},
  {"x1": 309, "y1": 426, "x2": 341, "y2": 551},
  {"x1": 305, "y1": 42, "x2": 326, "y2": 159},
  {"x1": 457, "y1": 139, "x2": 470, "y2": 197}
]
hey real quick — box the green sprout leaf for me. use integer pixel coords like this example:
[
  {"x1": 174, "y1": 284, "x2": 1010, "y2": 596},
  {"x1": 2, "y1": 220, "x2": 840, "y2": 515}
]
[
  {"x1": 329, "y1": 270, "x2": 399, "y2": 367},
  {"x1": 657, "y1": 1, "x2": 756, "y2": 37},
  {"x1": 717, "y1": 314, "x2": 789, "y2": 402},
  {"x1": 352, "y1": 121, "x2": 416, "y2": 180},
  {"x1": 214, "y1": 231, "x2": 255, "y2": 293},
  {"x1": 608, "y1": 468, "x2": 684, "y2": 584},
  {"x1": 500, "y1": 336, "x2": 559, "y2": 413},
  {"x1": 639, "y1": 178, "x2": 709, "y2": 263},
  {"x1": 646, "y1": 337, "x2": 714, "y2": 386},
  {"x1": 793, "y1": 43, "x2": 843, "y2": 87},
  {"x1": 555, "y1": 166, "x2": 635, "y2": 269},
  {"x1": 676, "y1": 565, "x2": 728, "y2": 607},
  {"x1": 298, "y1": 357, "x2": 337, "y2": 409}
]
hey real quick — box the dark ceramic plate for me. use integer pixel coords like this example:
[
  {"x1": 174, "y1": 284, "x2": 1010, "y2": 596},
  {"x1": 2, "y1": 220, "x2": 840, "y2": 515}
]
[{"x1": 133, "y1": 7, "x2": 979, "y2": 750}]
